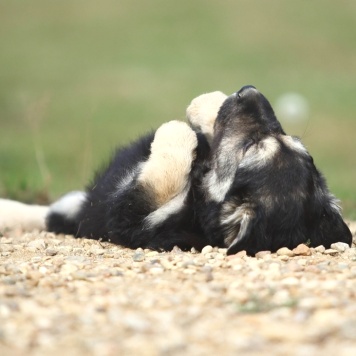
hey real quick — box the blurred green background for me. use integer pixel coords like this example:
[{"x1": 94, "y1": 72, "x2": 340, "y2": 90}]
[{"x1": 0, "y1": 0, "x2": 355, "y2": 218}]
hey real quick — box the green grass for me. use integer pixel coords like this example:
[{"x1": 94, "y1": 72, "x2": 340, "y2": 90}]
[{"x1": 0, "y1": 0, "x2": 355, "y2": 218}]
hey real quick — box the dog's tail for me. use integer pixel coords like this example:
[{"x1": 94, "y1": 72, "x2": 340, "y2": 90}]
[
  {"x1": 46, "y1": 191, "x2": 87, "y2": 236},
  {"x1": 0, "y1": 198, "x2": 49, "y2": 231}
]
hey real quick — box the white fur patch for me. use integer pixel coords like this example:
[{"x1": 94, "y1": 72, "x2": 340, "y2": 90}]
[
  {"x1": 49, "y1": 191, "x2": 87, "y2": 220},
  {"x1": 282, "y1": 136, "x2": 308, "y2": 155},
  {"x1": 221, "y1": 203, "x2": 254, "y2": 247},
  {"x1": 0, "y1": 199, "x2": 49, "y2": 231},
  {"x1": 203, "y1": 170, "x2": 235, "y2": 203},
  {"x1": 186, "y1": 91, "x2": 227, "y2": 145},
  {"x1": 114, "y1": 163, "x2": 144, "y2": 196},
  {"x1": 203, "y1": 141, "x2": 240, "y2": 203},
  {"x1": 203, "y1": 136, "x2": 244, "y2": 203},
  {"x1": 143, "y1": 184, "x2": 190, "y2": 228},
  {"x1": 228, "y1": 211, "x2": 252, "y2": 247},
  {"x1": 239, "y1": 136, "x2": 280, "y2": 169},
  {"x1": 138, "y1": 120, "x2": 197, "y2": 207}
]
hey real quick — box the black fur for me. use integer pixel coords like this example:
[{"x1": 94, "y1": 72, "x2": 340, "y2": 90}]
[
  {"x1": 47, "y1": 130, "x2": 210, "y2": 251},
  {"x1": 47, "y1": 86, "x2": 352, "y2": 255}
]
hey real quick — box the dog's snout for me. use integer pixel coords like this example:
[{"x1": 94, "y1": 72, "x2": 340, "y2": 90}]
[{"x1": 237, "y1": 85, "x2": 257, "y2": 98}]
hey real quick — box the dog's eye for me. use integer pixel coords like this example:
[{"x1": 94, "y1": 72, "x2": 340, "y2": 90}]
[{"x1": 243, "y1": 139, "x2": 255, "y2": 154}]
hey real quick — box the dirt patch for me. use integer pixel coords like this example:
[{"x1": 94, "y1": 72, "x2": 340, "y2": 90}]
[{"x1": 1, "y1": 223, "x2": 356, "y2": 355}]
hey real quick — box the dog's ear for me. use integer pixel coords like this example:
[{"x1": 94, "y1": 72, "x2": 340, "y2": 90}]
[
  {"x1": 224, "y1": 204, "x2": 265, "y2": 256},
  {"x1": 308, "y1": 173, "x2": 352, "y2": 248},
  {"x1": 309, "y1": 200, "x2": 352, "y2": 248}
]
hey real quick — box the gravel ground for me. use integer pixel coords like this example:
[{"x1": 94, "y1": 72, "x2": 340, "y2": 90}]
[{"x1": 1, "y1": 222, "x2": 356, "y2": 356}]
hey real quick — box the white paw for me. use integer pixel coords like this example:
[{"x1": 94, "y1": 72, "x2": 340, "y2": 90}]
[
  {"x1": 138, "y1": 121, "x2": 197, "y2": 206},
  {"x1": 186, "y1": 91, "x2": 227, "y2": 145}
]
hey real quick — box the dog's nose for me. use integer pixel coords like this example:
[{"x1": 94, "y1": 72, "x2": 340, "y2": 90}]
[{"x1": 237, "y1": 85, "x2": 257, "y2": 98}]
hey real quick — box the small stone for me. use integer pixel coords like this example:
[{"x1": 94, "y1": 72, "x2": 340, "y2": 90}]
[
  {"x1": 28, "y1": 239, "x2": 47, "y2": 250},
  {"x1": 276, "y1": 247, "x2": 295, "y2": 257},
  {"x1": 255, "y1": 251, "x2": 271, "y2": 259},
  {"x1": 171, "y1": 246, "x2": 183, "y2": 254},
  {"x1": 45, "y1": 249, "x2": 58, "y2": 256},
  {"x1": 292, "y1": 244, "x2": 311, "y2": 256},
  {"x1": 297, "y1": 258, "x2": 307, "y2": 266},
  {"x1": 182, "y1": 259, "x2": 195, "y2": 268},
  {"x1": 330, "y1": 242, "x2": 350, "y2": 253},
  {"x1": 145, "y1": 251, "x2": 158, "y2": 257},
  {"x1": 235, "y1": 250, "x2": 247, "y2": 258},
  {"x1": 299, "y1": 297, "x2": 319, "y2": 310},
  {"x1": 149, "y1": 267, "x2": 164, "y2": 275},
  {"x1": 183, "y1": 268, "x2": 196, "y2": 275},
  {"x1": 0, "y1": 237, "x2": 13, "y2": 244},
  {"x1": 281, "y1": 276, "x2": 299, "y2": 286},
  {"x1": 38, "y1": 266, "x2": 48, "y2": 274},
  {"x1": 122, "y1": 314, "x2": 150, "y2": 332},
  {"x1": 133, "y1": 252, "x2": 145, "y2": 262},
  {"x1": 159, "y1": 258, "x2": 173, "y2": 270},
  {"x1": 201, "y1": 245, "x2": 213, "y2": 255},
  {"x1": 314, "y1": 245, "x2": 326, "y2": 253},
  {"x1": 0, "y1": 244, "x2": 14, "y2": 253},
  {"x1": 61, "y1": 263, "x2": 79, "y2": 274},
  {"x1": 324, "y1": 249, "x2": 339, "y2": 255},
  {"x1": 72, "y1": 271, "x2": 91, "y2": 280}
]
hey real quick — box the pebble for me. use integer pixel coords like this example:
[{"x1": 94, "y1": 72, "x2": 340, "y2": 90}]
[
  {"x1": 159, "y1": 258, "x2": 174, "y2": 270},
  {"x1": 60, "y1": 263, "x2": 79, "y2": 274},
  {"x1": 149, "y1": 267, "x2": 164, "y2": 275},
  {"x1": 0, "y1": 227, "x2": 355, "y2": 355},
  {"x1": 279, "y1": 255, "x2": 290, "y2": 261},
  {"x1": 324, "y1": 249, "x2": 339, "y2": 255},
  {"x1": 45, "y1": 249, "x2": 58, "y2": 256},
  {"x1": 227, "y1": 250, "x2": 247, "y2": 259},
  {"x1": 292, "y1": 244, "x2": 311, "y2": 256},
  {"x1": 146, "y1": 251, "x2": 159, "y2": 257},
  {"x1": 132, "y1": 252, "x2": 145, "y2": 262},
  {"x1": 92, "y1": 248, "x2": 105, "y2": 255},
  {"x1": 330, "y1": 242, "x2": 350, "y2": 252},
  {"x1": 28, "y1": 239, "x2": 47, "y2": 250},
  {"x1": 281, "y1": 277, "x2": 299, "y2": 286},
  {"x1": 0, "y1": 244, "x2": 14, "y2": 252},
  {"x1": 0, "y1": 237, "x2": 13, "y2": 244},
  {"x1": 276, "y1": 247, "x2": 294, "y2": 257},
  {"x1": 315, "y1": 245, "x2": 326, "y2": 253},
  {"x1": 201, "y1": 245, "x2": 213, "y2": 255},
  {"x1": 255, "y1": 251, "x2": 271, "y2": 259}
]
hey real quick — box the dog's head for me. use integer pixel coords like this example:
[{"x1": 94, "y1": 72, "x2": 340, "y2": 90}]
[{"x1": 203, "y1": 85, "x2": 352, "y2": 255}]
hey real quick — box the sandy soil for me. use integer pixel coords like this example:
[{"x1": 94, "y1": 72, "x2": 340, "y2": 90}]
[{"x1": 1, "y1": 222, "x2": 356, "y2": 356}]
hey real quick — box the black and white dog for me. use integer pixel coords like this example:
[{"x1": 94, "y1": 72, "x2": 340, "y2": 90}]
[{"x1": 46, "y1": 86, "x2": 352, "y2": 255}]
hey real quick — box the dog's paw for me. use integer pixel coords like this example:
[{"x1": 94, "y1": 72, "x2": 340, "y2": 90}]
[
  {"x1": 138, "y1": 120, "x2": 197, "y2": 206},
  {"x1": 186, "y1": 91, "x2": 227, "y2": 145}
]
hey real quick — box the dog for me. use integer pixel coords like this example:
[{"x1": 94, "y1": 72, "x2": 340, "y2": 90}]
[
  {"x1": 46, "y1": 86, "x2": 352, "y2": 255},
  {"x1": 196, "y1": 86, "x2": 352, "y2": 255}
]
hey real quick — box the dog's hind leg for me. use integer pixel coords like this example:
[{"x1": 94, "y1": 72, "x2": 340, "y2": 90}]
[
  {"x1": 106, "y1": 120, "x2": 201, "y2": 250},
  {"x1": 138, "y1": 120, "x2": 198, "y2": 208},
  {"x1": 0, "y1": 199, "x2": 49, "y2": 231}
]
